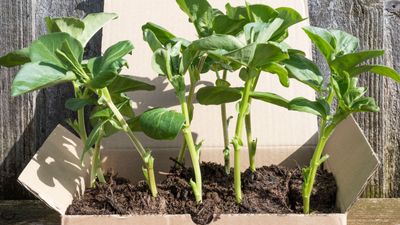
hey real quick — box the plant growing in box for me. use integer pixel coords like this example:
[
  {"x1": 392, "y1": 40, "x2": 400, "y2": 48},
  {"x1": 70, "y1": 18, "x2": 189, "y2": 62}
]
[
  {"x1": 1, "y1": 0, "x2": 399, "y2": 224},
  {"x1": 279, "y1": 26, "x2": 400, "y2": 213},
  {"x1": 0, "y1": 13, "x2": 186, "y2": 197}
]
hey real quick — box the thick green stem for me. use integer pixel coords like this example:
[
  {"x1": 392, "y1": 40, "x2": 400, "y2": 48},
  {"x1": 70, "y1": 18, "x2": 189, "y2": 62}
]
[
  {"x1": 176, "y1": 65, "x2": 200, "y2": 166},
  {"x1": 220, "y1": 70, "x2": 231, "y2": 175},
  {"x1": 302, "y1": 120, "x2": 333, "y2": 214},
  {"x1": 90, "y1": 139, "x2": 105, "y2": 187},
  {"x1": 101, "y1": 88, "x2": 158, "y2": 197},
  {"x1": 181, "y1": 99, "x2": 202, "y2": 203},
  {"x1": 232, "y1": 76, "x2": 255, "y2": 204},
  {"x1": 245, "y1": 114, "x2": 256, "y2": 172},
  {"x1": 145, "y1": 156, "x2": 158, "y2": 197},
  {"x1": 245, "y1": 73, "x2": 260, "y2": 172}
]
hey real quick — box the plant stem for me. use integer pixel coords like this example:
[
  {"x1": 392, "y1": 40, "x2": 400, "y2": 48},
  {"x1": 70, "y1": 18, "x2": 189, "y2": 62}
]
[
  {"x1": 232, "y1": 75, "x2": 255, "y2": 204},
  {"x1": 302, "y1": 119, "x2": 334, "y2": 214},
  {"x1": 180, "y1": 98, "x2": 202, "y2": 203},
  {"x1": 100, "y1": 88, "x2": 158, "y2": 197},
  {"x1": 176, "y1": 61, "x2": 202, "y2": 166},
  {"x1": 220, "y1": 70, "x2": 231, "y2": 175},
  {"x1": 245, "y1": 73, "x2": 260, "y2": 172},
  {"x1": 245, "y1": 113, "x2": 256, "y2": 172},
  {"x1": 90, "y1": 138, "x2": 105, "y2": 187}
]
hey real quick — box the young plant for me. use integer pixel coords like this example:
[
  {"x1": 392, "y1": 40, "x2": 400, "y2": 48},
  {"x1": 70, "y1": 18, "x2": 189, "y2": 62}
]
[
  {"x1": 175, "y1": 0, "x2": 249, "y2": 175},
  {"x1": 191, "y1": 3, "x2": 304, "y2": 203},
  {"x1": 141, "y1": 27, "x2": 205, "y2": 202},
  {"x1": 0, "y1": 12, "x2": 119, "y2": 187},
  {"x1": 0, "y1": 13, "x2": 164, "y2": 197},
  {"x1": 280, "y1": 26, "x2": 400, "y2": 213}
]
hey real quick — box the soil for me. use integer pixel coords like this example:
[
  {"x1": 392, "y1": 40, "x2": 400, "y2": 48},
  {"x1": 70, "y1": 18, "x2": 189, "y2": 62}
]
[{"x1": 66, "y1": 162, "x2": 338, "y2": 225}]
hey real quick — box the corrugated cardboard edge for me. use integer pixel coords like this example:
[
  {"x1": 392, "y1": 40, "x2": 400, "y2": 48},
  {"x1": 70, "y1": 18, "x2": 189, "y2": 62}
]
[
  {"x1": 62, "y1": 213, "x2": 347, "y2": 225},
  {"x1": 17, "y1": 125, "x2": 89, "y2": 215},
  {"x1": 324, "y1": 116, "x2": 379, "y2": 212}
]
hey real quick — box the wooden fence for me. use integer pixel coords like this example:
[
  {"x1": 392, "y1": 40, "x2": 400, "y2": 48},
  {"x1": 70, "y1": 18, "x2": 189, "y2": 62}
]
[{"x1": 0, "y1": 0, "x2": 399, "y2": 199}]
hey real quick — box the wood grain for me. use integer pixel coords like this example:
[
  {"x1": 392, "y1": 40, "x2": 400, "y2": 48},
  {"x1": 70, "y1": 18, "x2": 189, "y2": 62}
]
[
  {"x1": 0, "y1": 0, "x2": 104, "y2": 199},
  {"x1": 308, "y1": 0, "x2": 400, "y2": 197},
  {"x1": 1, "y1": 199, "x2": 399, "y2": 225}
]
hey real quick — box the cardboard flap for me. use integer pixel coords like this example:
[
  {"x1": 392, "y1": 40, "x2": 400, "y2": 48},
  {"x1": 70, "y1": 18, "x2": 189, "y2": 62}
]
[
  {"x1": 17, "y1": 125, "x2": 89, "y2": 215},
  {"x1": 324, "y1": 116, "x2": 379, "y2": 212}
]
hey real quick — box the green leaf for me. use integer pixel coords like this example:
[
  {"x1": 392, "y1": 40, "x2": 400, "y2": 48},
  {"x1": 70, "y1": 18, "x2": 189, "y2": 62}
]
[
  {"x1": 250, "y1": 91, "x2": 289, "y2": 108},
  {"x1": 350, "y1": 96, "x2": 380, "y2": 112},
  {"x1": 196, "y1": 86, "x2": 242, "y2": 105},
  {"x1": 140, "y1": 108, "x2": 185, "y2": 140},
  {"x1": 152, "y1": 48, "x2": 171, "y2": 77},
  {"x1": 108, "y1": 75, "x2": 155, "y2": 94},
  {"x1": 101, "y1": 40, "x2": 134, "y2": 70},
  {"x1": 330, "y1": 50, "x2": 385, "y2": 72},
  {"x1": 82, "y1": 120, "x2": 106, "y2": 160},
  {"x1": 142, "y1": 22, "x2": 176, "y2": 50},
  {"x1": 11, "y1": 62, "x2": 76, "y2": 96},
  {"x1": 0, "y1": 48, "x2": 30, "y2": 67},
  {"x1": 288, "y1": 97, "x2": 330, "y2": 118},
  {"x1": 303, "y1": 26, "x2": 335, "y2": 61},
  {"x1": 271, "y1": 7, "x2": 304, "y2": 41},
  {"x1": 227, "y1": 42, "x2": 288, "y2": 68},
  {"x1": 284, "y1": 53, "x2": 323, "y2": 91},
  {"x1": 45, "y1": 17, "x2": 85, "y2": 38},
  {"x1": 261, "y1": 62, "x2": 289, "y2": 87},
  {"x1": 189, "y1": 34, "x2": 244, "y2": 52},
  {"x1": 349, "y1": 65, "x2": 400, "y2": 82},
  {"x1": 212, "y1": 15, "x2": 247, "y2": 36},
  {"x1": 183, "y1": 34, "x2": 244, "y2": 72},
  {"x1": 89, "y1": 41, "x2": 134, "y2": 88},
  {"x1": 79, "y1": 13, "x2": 118, "y2": 46},
  {"x1": 176, "y1": 0, "x2": 221, "y2": 37},
  {"x1": 30, "y1": 32, "x2": 83, "y2": 68},
  {"x1": 225, "y1": 3, "x2": 278, "y2": 23},
  {"x1": 331, "y1": 30, "x2": 359, "y2": 55},
  {"x1": 65, "y1": 98, "x2": 97, "y2": 111}
]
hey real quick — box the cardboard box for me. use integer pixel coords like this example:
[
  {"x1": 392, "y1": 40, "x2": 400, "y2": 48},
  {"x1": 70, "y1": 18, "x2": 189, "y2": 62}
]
[
  {"x1": 17, "y1": 0, "x2": 379, "y2": 224},
  {"x1": 18, "y1": 116, "x2": 378, "y2": 225}
]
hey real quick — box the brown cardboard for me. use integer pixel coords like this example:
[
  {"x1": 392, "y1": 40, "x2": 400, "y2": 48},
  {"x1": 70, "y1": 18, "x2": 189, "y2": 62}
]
[
  {"x1": 17, "y1": 125, "x2": 90, "y2": 214},
  {"x1": 17, "y1": 115, "x2": 378, "y2": 225}
]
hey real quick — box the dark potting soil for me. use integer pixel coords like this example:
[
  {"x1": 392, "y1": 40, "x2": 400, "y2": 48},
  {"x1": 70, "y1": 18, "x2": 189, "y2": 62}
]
[{"x1": 66, "y1": 162, "x2": 338, "y2": 225}]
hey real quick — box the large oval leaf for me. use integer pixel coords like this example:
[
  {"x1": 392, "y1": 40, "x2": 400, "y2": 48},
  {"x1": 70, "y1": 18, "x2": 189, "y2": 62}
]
[
  {"x1": 108, "y1": 75, "x2": 156, "y2": 94},
  {"x1": 288, "y1": 97, "x2": 330, "y2": 118},
  {"x1": 140, "y1": 108, "x2": 185, "y2": 140},
  {"x1": 330, "y1": 50, "x2": 384, "y2": 72},
  {"x1": 30, "y1": 32, "x2": 83, "y2": 68},
  {"x1": 11, "y1": 62, "x2": 76, "y2": 96},
  {"x1": 45, "y1": 17, "x2": 85, "y2": 38},
  {"x1": 284, "y1": 53, "x2": 323, "y2": 91},
  {"x1": 196, "y1": 86, "x2": 242, "y2": 105},
  {"x1": 142, "y1": 23, "x2": 176, "y2": 47},
  {"x1": 303, "y1": 26, "x2": 335, "y2": 61},
  {"x1": 349, "y1": 65, "x2": 400, "y2": 82},
  {"x1": 250, "y1": 91, "x2": 289, "y2": 108},
  {"x1": 0, "y1": 48, "x2": 30, "y2": 68},
  {"x1": 79, "y1": 13, "x2": 118, "y2": 46}
]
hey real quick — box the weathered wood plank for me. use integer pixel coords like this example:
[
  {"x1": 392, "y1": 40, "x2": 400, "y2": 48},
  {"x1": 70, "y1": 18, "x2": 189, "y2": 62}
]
[
  {"x1": 308, "y1": 0, "x2": 400, "y2": 197},
  {"x1": 0, "y1": 0, "x2": 104, "y2": 199},
  {"x1": 0, "y1": 199, "x2": 399, "y2": 225}
]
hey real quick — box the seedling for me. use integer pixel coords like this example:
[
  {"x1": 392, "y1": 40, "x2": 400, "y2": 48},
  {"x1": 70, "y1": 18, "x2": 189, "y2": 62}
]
[
  {"x1": 279, "y1": 26, "x2": 400, "y2": 213},
  {"x1": 193, "y1": 3, "x2": 304, "y2": 203},
  {"x1": 142, "y1": 23, "x2": 206, "y2": 202},
  {"x1": 0, "y1": 13, "x2": 165, "y2": 197},
  {"x1": 175, "y1": 0, "x2": 249, "y2": 175}
]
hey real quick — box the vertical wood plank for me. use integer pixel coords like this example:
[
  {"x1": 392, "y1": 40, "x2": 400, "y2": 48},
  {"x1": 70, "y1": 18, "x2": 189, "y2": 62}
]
[
  {"x1": 308, "y1": 0, "x2": 400, "y2": 197},
  {"x1": 382, "y1": 0, "x2": 400, "y2": 197},
  {"x1": 0, "y1": 0, "x2": 104, "y2": 199}
]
